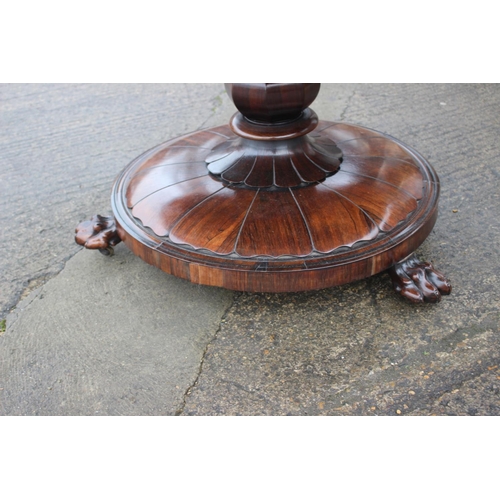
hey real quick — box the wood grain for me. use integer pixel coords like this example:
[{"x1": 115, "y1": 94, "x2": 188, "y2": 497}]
[{"x1": 113, "y1": 119, "x2": 438, "y2": 292}]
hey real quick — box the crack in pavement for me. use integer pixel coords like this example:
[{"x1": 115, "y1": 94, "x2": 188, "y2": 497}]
[
  {"x1": 340, "y1": 89, "x2": 357, "y2": 122},
  {"x1": 175, "y1": 292, "x2": 241, "y2": 416}
]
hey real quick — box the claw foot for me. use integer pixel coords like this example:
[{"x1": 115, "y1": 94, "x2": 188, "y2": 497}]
[
  {"x1": 75, "y1": 215, "x2": 121, "y2": 256},
  {"x1": 388, "y1": 254, "x2": 451, "y2": 303}
]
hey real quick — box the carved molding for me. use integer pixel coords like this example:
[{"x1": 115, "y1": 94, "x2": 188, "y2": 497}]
[
  {"x1": 75, "y1": 215, "x2": 121, "y2": 256},
  {"x1": 206, "y1": 134, "x2": 343, "y2": 189}
]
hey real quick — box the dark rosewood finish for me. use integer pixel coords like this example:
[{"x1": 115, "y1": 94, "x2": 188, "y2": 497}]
[
  {"x1": 225, "y1": 83, "x2": 320, "y2": 123},
  {"x1": 388, "y1": 254, "x2": 452, "y2": 303},
  {"x1": 111, "y1": 120, "x2": 440, "y2": 294},
  {"x1": 76, "y1": 83, "x2": 451, "y2": 303},
  {"x1": 206, "y1": 134, "x2": 342, "y2": 189},
  {"x1": 75, "y1": 214, "x2": 121, "y2": 256}
]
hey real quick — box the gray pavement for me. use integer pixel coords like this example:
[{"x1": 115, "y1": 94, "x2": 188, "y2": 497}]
[{"x1": 1, "y1": 83, "x2": 499, "y2": 415}]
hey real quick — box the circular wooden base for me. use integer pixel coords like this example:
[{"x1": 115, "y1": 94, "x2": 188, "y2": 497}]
[{"x1": 111, "y1": 121, "x2": 440, "y2": 293}]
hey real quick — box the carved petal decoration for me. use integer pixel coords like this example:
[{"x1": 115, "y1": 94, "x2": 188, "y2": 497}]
[
  {"x1": 206, "y1": 135, "x2": 343, "y2": 189},
  {"x1": 125, "y1": 123, "x2": 425, "y2": 258}
]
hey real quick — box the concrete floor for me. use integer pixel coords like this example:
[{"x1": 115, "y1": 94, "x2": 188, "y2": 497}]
[{"x1": 1, "y1": 83, "x2": 499, "y2": 415}]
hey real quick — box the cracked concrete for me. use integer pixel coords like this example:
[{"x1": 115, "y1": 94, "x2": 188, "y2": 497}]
[
  {"x1": 1, "y1": 83, "x2": 499, "y2": 416},
  {"x1": 339, "y1": 89, "x2": 357, "y2": 122},
  {"x1": 0, "y1": 83, "x2": 238, "y2": 320},
  {"x1": 174, "y1": 293, "x2": 236, "y2": 416},
  {"x1": 0, "y1": 245, "x2": 233, "y2": 415}
]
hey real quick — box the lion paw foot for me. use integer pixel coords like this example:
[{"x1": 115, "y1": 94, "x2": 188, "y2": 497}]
[
  {"x1": 75, "y1": 215, "x2": 121, "y2": 256},
  {"x1": 388, "y1": 254, "x2": 451, "y2": 304}
]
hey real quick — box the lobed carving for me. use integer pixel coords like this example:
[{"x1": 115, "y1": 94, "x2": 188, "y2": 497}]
[
  {"x1": 76, "y1": 83, "x2": 451, "y2": 300},
  {"x1": 388, "y1": 254, "x2": 451, "y2": 303},
  {"x1": 75, "y1": 214, "x2": 121, "y2": 256},
  {"x1": 126, "y1": 123, "x2": 427, "y2": 258},
  {"x1": 206, "y1": 133, "x2": 343, "y2": 189}
]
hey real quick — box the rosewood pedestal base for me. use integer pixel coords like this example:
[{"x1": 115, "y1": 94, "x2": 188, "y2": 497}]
[{"x1": 76, "y1": 84, "x2": 451, "y2": 304}]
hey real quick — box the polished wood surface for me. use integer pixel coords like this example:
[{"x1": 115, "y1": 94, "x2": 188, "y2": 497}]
[
  {"x1": 111, "y1": 121, "x2": 440, "y2": 293},
  {"x1": 77, "y1": 83, "x2": 451, "y2": 302},
  {"x1": 124, "y1": 122, "x2": 425, "y2": 253},
  {"x1": 75, "y1": 214, "x2": 121, "y2": 256},
  {"x1": 225, "y1": 83, "x2": 320, "y2": 123},
  {"x1": 206, "y1": 132, "x2": 342, "y2": 188},
  {"x1": 389, "y1": 254, "x2": 452, "y2": 303}
]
